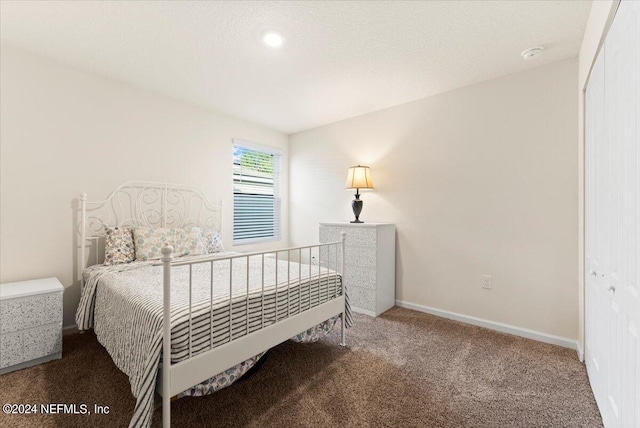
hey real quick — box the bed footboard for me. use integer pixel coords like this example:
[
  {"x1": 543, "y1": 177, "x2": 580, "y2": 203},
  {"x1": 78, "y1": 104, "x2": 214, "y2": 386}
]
[{"x1": 160, "y1": 232, "x2": 347, "y2": 428}]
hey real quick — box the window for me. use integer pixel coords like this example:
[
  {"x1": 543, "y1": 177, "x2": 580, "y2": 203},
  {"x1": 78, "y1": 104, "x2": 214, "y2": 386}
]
[{"x1": 232, "y1": 141, "x2": 282, "y2": 245}]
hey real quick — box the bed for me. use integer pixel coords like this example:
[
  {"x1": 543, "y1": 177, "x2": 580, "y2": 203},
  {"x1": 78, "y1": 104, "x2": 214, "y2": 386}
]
[{"x1": 75, "y1": 182, "x2": 350, "y2": 428}]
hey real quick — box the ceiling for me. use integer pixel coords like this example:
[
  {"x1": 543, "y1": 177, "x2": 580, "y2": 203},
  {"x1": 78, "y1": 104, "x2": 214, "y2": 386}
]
[{"x1": 0, "y1": 1, "x2": 591, "y2": 134}]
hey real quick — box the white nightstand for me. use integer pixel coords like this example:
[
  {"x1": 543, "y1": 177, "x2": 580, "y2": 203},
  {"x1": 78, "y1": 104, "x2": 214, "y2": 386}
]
[
  {"x1": 0, "y1": 277, "x2": 63, "y2": 374},
  {"x1": 320, "y1": 223, "x2": 396, "y2": 316}
]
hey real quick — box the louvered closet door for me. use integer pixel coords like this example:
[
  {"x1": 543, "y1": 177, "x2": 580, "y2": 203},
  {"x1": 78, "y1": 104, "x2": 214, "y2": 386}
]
[{"x1": 585, "y1": 1, "x2": 640, "y2": 427}]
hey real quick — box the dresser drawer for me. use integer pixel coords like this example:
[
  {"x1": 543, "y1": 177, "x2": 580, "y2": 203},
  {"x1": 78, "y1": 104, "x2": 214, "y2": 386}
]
[
  {"x1": 319, "y1": 225, "x2": 377, "y2": 248},
  {"x1": 347, "y1": 286, "x2": 376, "y2": 312},
  {"x1": 317, "y1": 245, "x2": 377, "y2": 271},
  {"x1": 344, "y1": 265, "x2": 376, "y2": 290},
  {"x1": 345, "y1": 246, "x2": 376, "y2": 269}
]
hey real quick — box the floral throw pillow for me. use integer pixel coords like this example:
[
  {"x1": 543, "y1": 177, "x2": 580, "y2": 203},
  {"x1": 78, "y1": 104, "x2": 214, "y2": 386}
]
[
  {"x1": 174, "y1": 227, "x2": 209, "y2": 257},
  {"x1": 103, "y1": 225, "x2": 135, "y2": 266},
  {"x1": 201, "y1": 229, "x2": 224, "y2": 253},
  {"x1": 134, "y1": 227, "x2": 208, "y2": 261}
]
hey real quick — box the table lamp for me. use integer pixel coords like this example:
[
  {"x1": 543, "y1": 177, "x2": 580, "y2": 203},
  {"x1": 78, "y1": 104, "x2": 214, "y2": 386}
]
[{"x1": 345, "y1": 165, "x2": 374, "y2": 223}]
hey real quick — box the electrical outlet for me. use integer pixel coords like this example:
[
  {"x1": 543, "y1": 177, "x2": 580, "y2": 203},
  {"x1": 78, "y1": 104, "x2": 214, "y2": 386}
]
[{"x1": 482, "y1": 275, "x2": 492, "y2": 289}]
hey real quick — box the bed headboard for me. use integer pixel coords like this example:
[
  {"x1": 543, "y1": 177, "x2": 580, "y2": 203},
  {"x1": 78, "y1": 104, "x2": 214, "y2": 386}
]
[{"x1": 79, "y1": 181, "x2": 222, "y2": 268}]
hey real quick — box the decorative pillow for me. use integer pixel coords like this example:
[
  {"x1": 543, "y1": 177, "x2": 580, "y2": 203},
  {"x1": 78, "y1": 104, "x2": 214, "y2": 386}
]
[
  {"x1": 133, "y1": 227, "x2": 208, "y2": 261},
  {"x1": 103, "y1": 225, "x2": 135, "y2": 266},
  {"x1": 174, "y1": 227, "x2": 209, "y2": 258},
  {"x1": 201, "y1": 229, "x2": 224, "y2": 253}
]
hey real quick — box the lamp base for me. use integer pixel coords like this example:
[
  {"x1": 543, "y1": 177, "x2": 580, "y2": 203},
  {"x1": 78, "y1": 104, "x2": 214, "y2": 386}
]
[{"x1": 351, "y1": 193, "x2": 363, "y2": 223}]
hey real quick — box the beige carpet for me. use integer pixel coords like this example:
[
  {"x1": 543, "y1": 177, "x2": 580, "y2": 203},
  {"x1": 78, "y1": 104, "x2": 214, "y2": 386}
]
[{"x1": 0, "y1": 307, "x2": 602, "y2": 428}]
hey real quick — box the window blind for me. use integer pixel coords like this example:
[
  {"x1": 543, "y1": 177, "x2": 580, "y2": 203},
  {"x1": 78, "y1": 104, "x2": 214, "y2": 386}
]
[{"x1": 232, "y1": 142, "x2": 282, "y2": 244}]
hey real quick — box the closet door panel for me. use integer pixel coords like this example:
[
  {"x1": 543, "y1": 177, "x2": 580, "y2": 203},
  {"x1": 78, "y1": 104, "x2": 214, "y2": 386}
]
[
  {"x1": 617, "y1": 2, "x2": 640, "y2": 427},
  {"x1": 603, "y1": 1, "x2": 640, "y2": 426},
  {"x1": 604, "y1": 4, "x2": 625, "y2": 423},
  {"x1": 586, "y1": 2, "x2": 640, "y2": 426},
  {"x1": 585, "y1": 39, "x2": 607, "y2": 411}
]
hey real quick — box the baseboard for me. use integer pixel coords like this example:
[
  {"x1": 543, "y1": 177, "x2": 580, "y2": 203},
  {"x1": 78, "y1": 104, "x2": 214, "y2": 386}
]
[
  {"x1": 576, "y1": 343, "x2": 585, "y2": 362},
  {"x1": 62, "y1": 324, "x2": 79, "y2": 335},
  {"x1": 395, "y1": 300, "x2": 578, "y2": 351}
]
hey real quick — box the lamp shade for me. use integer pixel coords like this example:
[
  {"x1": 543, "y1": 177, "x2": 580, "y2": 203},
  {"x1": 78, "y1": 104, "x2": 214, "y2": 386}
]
[{"x1": 345, "y1": 165, "x2": 374, "y2": 190}]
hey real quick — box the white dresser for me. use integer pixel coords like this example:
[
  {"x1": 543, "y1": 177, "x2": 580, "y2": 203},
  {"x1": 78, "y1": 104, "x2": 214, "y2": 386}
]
[
  {"x1": 319, "y1": 223, "x2": 396, "y2": 316},
  {"x1": 0, "y1": 277, "x2": 63, "y2": 374}
]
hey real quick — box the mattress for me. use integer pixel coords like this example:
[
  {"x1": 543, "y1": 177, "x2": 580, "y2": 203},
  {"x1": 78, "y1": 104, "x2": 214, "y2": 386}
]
[{"x1": 75, "y1": 252, "x2": 350, "y2": 428}]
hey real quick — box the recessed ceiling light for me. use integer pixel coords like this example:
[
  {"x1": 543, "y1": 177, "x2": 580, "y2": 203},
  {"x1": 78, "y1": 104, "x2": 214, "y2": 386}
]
[
  {"x1": 262, "y1": 30, "x2": 285, "y2": 48},
  {"x1": 521, "y1": 46, "x2": 544, "y2": 60}
]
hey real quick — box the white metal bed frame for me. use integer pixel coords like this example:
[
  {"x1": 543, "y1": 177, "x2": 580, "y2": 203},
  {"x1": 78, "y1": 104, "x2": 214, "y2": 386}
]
[{"x1": 78, "y1": 181, "x2": 347, "y2": 428}]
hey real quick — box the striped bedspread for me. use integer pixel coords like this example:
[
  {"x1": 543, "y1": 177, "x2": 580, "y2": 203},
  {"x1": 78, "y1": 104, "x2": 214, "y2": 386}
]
[{"x1": 75, "y1": 252, "x2": 351, "y2": 428}]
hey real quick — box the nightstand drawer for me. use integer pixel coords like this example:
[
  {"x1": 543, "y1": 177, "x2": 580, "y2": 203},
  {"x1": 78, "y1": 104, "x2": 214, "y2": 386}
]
[
  {"x1": 0, "y1": 299, "x2": 22, "y2": 334},
  {"x1": 1, "y1": 292, "x2": 62, "y2": 334},
  {"x1": 23, "y1": 323, "x2": 62, "y2": 361},
  {"x1": 0, "y1": 331, "x2": 24, "y2": 368},
  {"x1": 0, "y1": 324, "x2": 61, "y2": 369},
  {"x1": 0, "y1": 278, "x2": 64, "y2": 374}
]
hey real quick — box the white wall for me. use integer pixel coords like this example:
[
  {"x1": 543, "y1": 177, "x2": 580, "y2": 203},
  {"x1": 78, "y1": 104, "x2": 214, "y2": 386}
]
[
  {"x1": 577, "y1": 0, "x2": 619, "y2": 358},
  {"x1": 0, "y1": 46, "x2": 288, "y2": 327},
  {"x1": 290, "y1": 59, "x2": 579, "y2": 340}
]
